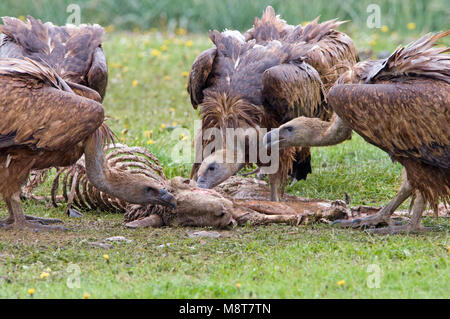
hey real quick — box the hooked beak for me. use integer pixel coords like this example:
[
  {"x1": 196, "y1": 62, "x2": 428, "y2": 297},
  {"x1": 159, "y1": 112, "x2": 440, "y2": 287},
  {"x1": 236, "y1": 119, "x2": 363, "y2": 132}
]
[
  {"x1": 158, "y1": 189, "x2": 177, "y2": 208},
  {"x1": 264, "y1": 129, "x2": 281, "y2": 149}
]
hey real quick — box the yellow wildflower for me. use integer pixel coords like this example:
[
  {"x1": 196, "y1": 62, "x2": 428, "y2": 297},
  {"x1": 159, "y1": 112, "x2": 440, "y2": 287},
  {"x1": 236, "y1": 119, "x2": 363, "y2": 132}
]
[
  {"x1": 337, "y1": 280, "x2": 345, "y2": 286},
  {"x1": 164, "y1": 75, "x2": 171, "y2": 81},
  {"x1": 160, "y1": 44, "x2": 168, "y2": 52},
  {"x1": 83, "y1": 293, "x2": 91, "y2": 299},
  {"x1": 28, "y1": 288, "x2": 35, "y2": 296},
  {"x1": 105, "y1": 25, "x2": 115, "y2": 33},
  {"x1": 169, "y1": 107, "x2": 175, "y2": 113},
  {"x1": 235, "y1": 283, "x2": 242, "y2": 289},
  {"x1": 407, "y1": 22, "x2": 416, "y2": 30},
  {"x1": 40, "y1": 272, "x2": 50, "y2": 279},
  {"x1": 144, "y1": 130, "x2": 152, "y2": 139},
  {"x1": 381, "y1": 25, "x2": 389, "y2": 33},
  {"x1": 147, "y1": 139, "x2": 154, "y2": 145},
  {"x1": 103, "y1": 254, "x2": 110, "y2": 261},
  {"x1": 120, "y1": 137, "x2": 125, "y2": 142},
  {"x1": 186, "y1": 40, "x2": 193, "y2": 47},
  {"x1": 176, "y1": 28, "x2": 187, "y2": 36},
  {"x1": 172, "y1": 122, "x2": 178, "y2": 126},
  {"x1": 151, "y1": 49, "x2": 161, "y2": 57},
  {"x1": 447, "y1": 246, "x2": 450, "y2": 253},
  {"x1": 132, "y1": 80, "x2": 138, "y2": 88},
  {"x1": 160, "y1": 123, "x2": 166, "y2": 129},
  {"x1": 110, "y1": 62, "x2": 122, "y2": 69},
  {"x1": 369, "y1": 39, "x2": 376, "y2": 47},
  {"x1": 181, "y1": 71, "x2": 189, "y2": 77},
  {"x1": 121, "y1": 129, "x2": 128, "y2": 135}
]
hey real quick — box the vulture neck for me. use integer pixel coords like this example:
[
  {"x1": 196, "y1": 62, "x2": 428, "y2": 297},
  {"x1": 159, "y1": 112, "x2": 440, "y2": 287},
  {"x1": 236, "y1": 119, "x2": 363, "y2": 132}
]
[
  {"x1": 301, "y1": 114, "x2": 352, "y2": 147},
  {"x1": 83, "y1": 132, "x2": 134, "y2": 202}
]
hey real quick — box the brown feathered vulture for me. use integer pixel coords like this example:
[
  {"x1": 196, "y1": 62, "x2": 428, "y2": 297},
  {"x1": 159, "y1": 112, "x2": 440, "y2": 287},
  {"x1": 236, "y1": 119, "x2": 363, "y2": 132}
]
[
  {"x1": 0, "y1": 58, "x2": 175, "y2": 231},
  {"x1": 264, "y1": 31, "x2": 450, "y2": 233},
  {"x1": 0, "y1": 16, "x2": 108, "y2": 100},
  {"x1": 188, "y1": 6, "x2": 358, "y2": 201}
]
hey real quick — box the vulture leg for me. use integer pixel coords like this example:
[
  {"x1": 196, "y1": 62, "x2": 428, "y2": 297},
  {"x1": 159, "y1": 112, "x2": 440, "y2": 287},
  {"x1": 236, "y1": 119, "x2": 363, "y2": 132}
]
[
  {"x1": 366, "y1": 191, "x2": 430, "y2": 234},
  {"x1": 333, "y1": 169, "x2": 412, "y2": 229},
  {"x1": 3, "y1": 191, "x2": 67, "y2": 231},
  {"x1": 269, "y1": 173, "x2": 280, "y2": 202}
]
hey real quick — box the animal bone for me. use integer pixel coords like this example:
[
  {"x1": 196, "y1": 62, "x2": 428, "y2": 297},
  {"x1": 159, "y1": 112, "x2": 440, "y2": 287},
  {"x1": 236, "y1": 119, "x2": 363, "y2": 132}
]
[{"x1": 43, "y1": 144, "x2": 353, "y2": 228}]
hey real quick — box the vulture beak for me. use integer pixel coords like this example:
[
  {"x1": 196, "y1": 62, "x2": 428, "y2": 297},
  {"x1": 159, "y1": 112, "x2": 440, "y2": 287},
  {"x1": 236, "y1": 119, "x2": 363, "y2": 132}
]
[
  {"x1": 158, "y1": 189, "x2": 177, "y2": 208},
  {"x1": 264, "y1": 128, "x2": 281, "y2": 149},
  {"x1": 196, "y1": 175, "x2": 210, "y2": 189}
]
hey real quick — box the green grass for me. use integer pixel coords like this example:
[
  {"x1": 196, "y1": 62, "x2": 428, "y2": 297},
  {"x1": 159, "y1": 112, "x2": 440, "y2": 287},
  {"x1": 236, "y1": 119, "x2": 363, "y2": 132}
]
[
  {"x1": 0, "y1": 31, "x2": 449, "y2": 298},
  {"x1": 0, "y1": 0, "x2": 449, "y2": 33}
]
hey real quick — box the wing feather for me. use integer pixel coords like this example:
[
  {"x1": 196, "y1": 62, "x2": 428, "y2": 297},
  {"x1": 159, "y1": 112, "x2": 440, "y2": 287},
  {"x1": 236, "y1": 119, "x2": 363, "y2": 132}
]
[
  {"x1": 262, "y1": 62, "x2": 326, "y2": 123},
  {"x1": 329, "y1": 79, "x2": 450, "y2": 169},
  {"x1": 0, "y1": 59, "x2": 104, "y2": 151},
  {"x1": 187, "y1": 47, "x2": 217, "y2": 108}
]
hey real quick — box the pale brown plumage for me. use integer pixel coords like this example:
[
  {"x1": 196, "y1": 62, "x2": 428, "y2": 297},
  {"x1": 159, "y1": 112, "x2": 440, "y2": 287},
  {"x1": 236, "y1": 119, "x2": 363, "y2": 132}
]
[
  {"x1": 188, "y1": 6, "x2": 358, "y2": 200},
  {"x1": 309, "y1": 31, "x2": 449, "y2": 234},
  {"x1": 0, "y1": 58, "x2": 175, "y2": 231},
  {"x1": 330, "y1": 31, "x2": 450, "y2": 206},
  {"x1": 0, "y1": 16, "x2": 108, "y2": 100}
]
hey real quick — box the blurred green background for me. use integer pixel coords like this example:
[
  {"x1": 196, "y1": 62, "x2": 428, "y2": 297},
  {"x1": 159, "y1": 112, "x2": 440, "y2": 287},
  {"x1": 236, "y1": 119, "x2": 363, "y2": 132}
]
[{"x1": 0, "y1": 0, "x2": 448, "y2": 33}]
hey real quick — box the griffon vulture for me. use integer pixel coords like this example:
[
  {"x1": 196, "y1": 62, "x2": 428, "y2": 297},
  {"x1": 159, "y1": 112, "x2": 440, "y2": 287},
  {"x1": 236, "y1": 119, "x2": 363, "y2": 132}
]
[
  {"x1": 0, "y1": 58, "x2": 175, "y2": 231},
  {"x1": 264, "y1": 31, "x2": 449, "y2": 233},
  {"x1": 0, "y1": 16, "x2": 108, "y2": 100},
  {"x1": 188, "y1": 6, "x2": 358, "y2": 201}
]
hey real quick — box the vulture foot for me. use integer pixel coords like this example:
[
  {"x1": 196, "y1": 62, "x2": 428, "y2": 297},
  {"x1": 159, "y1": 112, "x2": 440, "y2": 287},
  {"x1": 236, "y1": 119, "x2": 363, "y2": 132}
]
[
  {"x1": 332, "y1": 212, "x2": 392, "y2": 229},
  {"x1": 1, "y1": 216, "x2": 62, "y2": 228},
  {"x1": 3, "y1": 220, "x2": 68, "y2": 232},
  {"x1": 365, "y1": 225, "x2": 432, "y2": 235},
  {"x1": 23, "y1": 215, "x2": 63, "y2": 224}
]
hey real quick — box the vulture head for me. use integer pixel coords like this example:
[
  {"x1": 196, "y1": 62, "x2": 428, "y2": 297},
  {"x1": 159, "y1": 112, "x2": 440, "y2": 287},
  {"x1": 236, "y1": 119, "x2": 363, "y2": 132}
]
[
  {"x1": 264, "y1": 120, "x2": 301, "y2": 150},
  {"x1": 196, "y1": 149, "x2": 245, "y2": 189},
  {"x1": 118, "y1": 173, "x2": 177, "y2": 208}
]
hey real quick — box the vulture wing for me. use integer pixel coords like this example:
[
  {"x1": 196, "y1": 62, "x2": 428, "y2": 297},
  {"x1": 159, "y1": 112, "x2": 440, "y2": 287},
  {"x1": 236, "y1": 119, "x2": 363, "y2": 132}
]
[
  {"x1": 0, "y1": 16, "x2": 108, "y2": 100},
  {"x1": 262, "y1": 62, "x2": 326, "y2": 123},
  {"x1": 0, "y1": 58, "x2": 104, "y2": 151},
  {"x1": 329, "y1": 79, "x2": 450, "y2": 169},
  {"x1": 187, "y1": 47, "x2": 217, "y2": 109},
  {"x1": 359, "y1": 31, "x2": 450, "y2": 84}
]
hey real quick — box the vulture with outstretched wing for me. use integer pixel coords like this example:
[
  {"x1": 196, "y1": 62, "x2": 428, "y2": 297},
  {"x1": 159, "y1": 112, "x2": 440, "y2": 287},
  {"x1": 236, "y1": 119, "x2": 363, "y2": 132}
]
[
  {"x1": 265, "y1": 31, "x2": 449, "y2": 233},
  {"x1": 188, "y1": 6, "x2": 358, "y2": 201},
  {"x1": 0, "y1": 16, "x2": 108, "y2": 100},
  {"x1": 0, "y1": 58, "x2": 175, "y2": 231}
]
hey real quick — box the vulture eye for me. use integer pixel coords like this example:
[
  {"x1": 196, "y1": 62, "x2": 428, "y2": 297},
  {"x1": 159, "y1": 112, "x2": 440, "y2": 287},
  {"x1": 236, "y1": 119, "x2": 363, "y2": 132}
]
[
  {"x1": 146, "y1": 186, "x2": 156, "y2": 193},
  {"x1": 208, "y1": 165, "x2": 215, "y2": 172},
  {"x1": 285, "y1": 126, "x2": 293, "y2": 133}
]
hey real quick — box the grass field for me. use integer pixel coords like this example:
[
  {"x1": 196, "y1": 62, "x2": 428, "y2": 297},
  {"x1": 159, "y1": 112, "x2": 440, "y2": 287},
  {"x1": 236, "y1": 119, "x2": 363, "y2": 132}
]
[{"x1": 0, "y1": 28, "x2": 449, "y2": 298}]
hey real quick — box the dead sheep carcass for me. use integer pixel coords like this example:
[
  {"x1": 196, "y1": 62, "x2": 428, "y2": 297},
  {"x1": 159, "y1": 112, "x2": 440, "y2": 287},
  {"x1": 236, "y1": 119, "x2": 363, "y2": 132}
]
[{"x1": 39, "y1": 144, "x2": 350, "y2": 228}]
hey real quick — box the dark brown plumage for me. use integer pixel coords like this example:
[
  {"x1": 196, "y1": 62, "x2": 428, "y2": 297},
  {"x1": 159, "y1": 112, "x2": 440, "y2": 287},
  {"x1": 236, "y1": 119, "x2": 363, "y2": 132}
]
[
  {"x1": 188, "y1": 6, "x2": 358, "y2": 200},
  {"x1": 0, "y1": 58, "x2": 175, "y2": 231},
  {"x1": 0, "y1": 16, "x2": 108, "y2": 100},
  {"x1": 329, "y1": 32, "x2": 449, "y2": 233}
]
